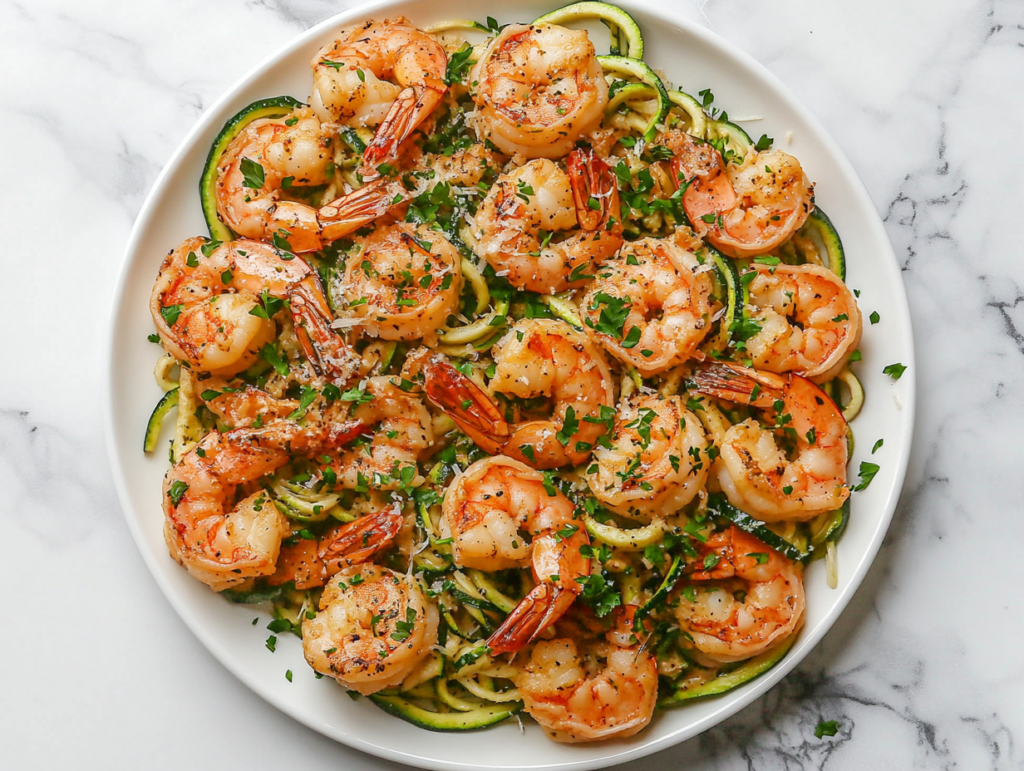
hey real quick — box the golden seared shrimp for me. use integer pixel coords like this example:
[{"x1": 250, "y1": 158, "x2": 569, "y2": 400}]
[
  {"x1": 442, "y1": 456, "x2": 590, "y2": 654},
  {"x1": 310, "y1": 17, "x2": 447, "y2": 168},
  {"x1": 517, "y1": 606, "x2": 658, "y2": 742},
  {"x1": 473, "y1": 149, "x2": 622, "y2": 294},
  {"x1": 205, "y1": 384, "x2": 298, "y2": 428},
  {"x1": 162, "y1": 418, "x2": 364, "y2": 591},
  {"x1": 215, "y1": 107, "x2": 332, "y2": 253},
  {"x1": 265, "y1": 506, "x2": 405, "y2": 590},
  {"x1": 336, "y1": 219, "x2": 462, "y2": 341},
  {"x1": 329, "y1": 376, "x2": 434, "y2": 490},
  {"x1": 424, "y1": 319, "x2": 615, "y2": 469},
  {"x1": 585, "y1": 394, "x2": 709, "y2": 519},
  {"x1": 150, "y1": 237, "x2": 354, "y2": 378},
  {"x1": 318, "y1": 505, "x2": 405, "y2": 576},
  {"x1": 581, "y1": 235, "x2": 714, "y2": 376},
  {"x1": 470, "y1": 23, "x2": 608, "y2": 158},
  {"x1": 692, "y1": 362, "x2": 849, "y2": 522},
  {"x1": 743, "y1": 264, "x2": 863, "y2": 383},
  {"x1": 302, "y1": 565, "x2": 438, "y2": 695},
  {"x1": 660, "y1": 130, "x2": 814, "y2": 259},
  {"x1": 676, "y1": 526, "x2": 804, "y2": 663}
]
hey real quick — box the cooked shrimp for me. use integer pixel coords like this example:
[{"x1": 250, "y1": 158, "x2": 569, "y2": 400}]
[
  {"x1": 470, "y1": 23, "x2": 608, "y2": 158},
  {"x1": 660, "y1": 130, "x2": 814, "y2": 259},
  {"x1": 692, "y1": 361, "x2": 849, "y2": 521},
  {"x1": 581, "y1": 234, "x2": 713, "y2": 376},
  {"x1": 329, "y1": 376, "x2": 434, "y2": 490},
  {"x1": 675, "y1": 526, "x2": 804, "y2": 663},
  {"x1": 423, "y1": 319, "x2": 615, "y2": 469},
  {"x1": 310, "y1": 17, "x2": 447, "y2": 168},
  {"x1": 302, "y1": 564, "x2": 439, "y2": 694},
  {"x1": 585, "y1": 394, "x2": 709, "y2": 518},
  {"x1": 162, "y1": 418, "x2": 364, "y2": 591},
  {"x1": 204, "y1": 384, "x2": 298, "y2": 428},
  {"x1": 517, "y1": 606, "x2": 658, "y2": 742},
  {"x1": 150, "y1": 237, "x2": 355, "y2": 378},
  {"x1": 215, "y1": 107, "x2": 333, "y2": 253},
  {"x1": 442, "y1": 456, "x2": 590, "y2": 654},
  {"x1": 265, "y1": 506, "x2": 404, "y2": 590},
  {"x1": 473, "y1": 149, "x2": 622, "y2": 294},
  {"x1": 318, "y1": 505, "x2": 405, "y2": 576},
  {"x1": 335, "y1": 218, "x2": 462, "y2": 341},
  {"x1": 743, "y1": 264, "x2": 863, "y2": 383}
]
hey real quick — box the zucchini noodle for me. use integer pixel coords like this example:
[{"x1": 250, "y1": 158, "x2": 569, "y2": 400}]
[
  {"x1": 539, "y1": 293, "x2": 583, "y2": 329},
  {"x1": 835, "y1": 367, "x2": 865, "y2": 421},
  {"x1": 153, "y1": 352, "x2": 179, "y2": 392},
  {"x1": 438, "y1": 299, "x2": 508, "y2": 345},
  {"x1": 171, "y1": 367, "x2": 204, "y2": 462},
  {"x1": 584, "y1": 514, "x2": 665, "y2": 550}
]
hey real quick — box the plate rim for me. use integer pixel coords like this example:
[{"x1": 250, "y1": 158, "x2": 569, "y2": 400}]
[{"x1": 103, "y1": 1, "x2": 916, "y2": 768}]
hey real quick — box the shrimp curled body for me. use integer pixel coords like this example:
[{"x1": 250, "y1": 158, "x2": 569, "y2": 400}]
[
  {"x1": 424, "y1": 319, "x2": 615, "y2": 469},
  {"x1": 311, "y1": 17, "x2": 448, "y2": 168},
  {"x1": 162, "y1": 418, "x2": 363, "y2": 591},
  {"x1": 676, "y1": 526, "x2": 804, "y2": 663},
  {"x1": 473, "y1": 150, "x2": 622, "y2": 294},
  {"x1": 442, "y1": 456, "x2": 590, "y2": 654},
  {"x1": 517, "y1": 606, "x2": 658, "y2": 742},
  {"x1": 662, "y1": 130, "x2": 814, "y2": 259},
  {"x1": 336, "y1": 219, "x2": 462, "y2": 342},
  {"x1": 582, "y1": 235, "x2": 713, "y2": 376},
  {"x1": 693, "y1": 362, "x2": 849, "y2": 521},
  {"x1": 150, "y1": 237, "x2": 352, "y2": 378},
  {"x1": 471, "y1": 23, "x2": 608, "y2": 159},
  {"x1": 302, "y1": 565, "x2": 439, "y2": 694},
  {"x1": 744, "y1": 264, "x2": 862, "y2": 383},
  {"x1": 215, "y1": 107, "x2": 333, "y2": 253},
  {"x1": 586, "y1": 394, "x2": 709, "y2": 518}
]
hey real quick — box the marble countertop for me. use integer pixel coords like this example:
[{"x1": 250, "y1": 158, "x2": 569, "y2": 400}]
[{"x1": 2, "y1": 0, "x2": 1021, "y2": 768}]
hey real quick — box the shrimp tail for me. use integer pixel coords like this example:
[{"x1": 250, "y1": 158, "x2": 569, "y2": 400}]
[
  {"x1": 567, "y1": 148, "x2": 621, "y2": 233},
  {"x1": 422, "y1": 354, "x2": 510, "y2": 451},
  {"x1": 318, "y1": 178, "x2": 403, "y2": 243},
  {"x1": 362, "y1": 84, "x2": 447, "y2": 171},
  {"x1": 691, "y1": 361, "x2": 785, "y2": 409},
  {"x1": 289, "y1": 274, "x2": 359, "y2": 383},
  {"x1": 319, "y1": 505, "x2": 404, "y2": 573},
  {"x1": 486, "y1": 583, "x2": 576, "y2": 655}
]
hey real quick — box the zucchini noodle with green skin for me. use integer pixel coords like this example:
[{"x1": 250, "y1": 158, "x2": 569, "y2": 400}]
[{"x1": 141, "y1": 1, "x2": 874, "y2": 742}]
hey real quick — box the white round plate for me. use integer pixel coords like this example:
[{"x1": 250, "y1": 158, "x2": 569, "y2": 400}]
[{"x1": 105, "y1": 1, "x2": 915, "y2": 768}]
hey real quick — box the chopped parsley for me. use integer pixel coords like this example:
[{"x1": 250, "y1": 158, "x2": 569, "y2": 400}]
[
  {"x1": 851, "y1": 461, "x2": 880, "y2": 492},
  {"x1": 240, "y1": 157, "x2": 265, "y2": 190},
  {"x1": 883, "y1": 362, "x2": 907, "y2": 380},
  {"x1": 814, "y1": 720, "x2": 839, "y2": 739}
]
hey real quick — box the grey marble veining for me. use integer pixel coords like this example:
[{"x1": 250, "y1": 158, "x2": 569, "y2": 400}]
[{"x1": 1, "y1": 0, "x2": 1022, "y2": 768}]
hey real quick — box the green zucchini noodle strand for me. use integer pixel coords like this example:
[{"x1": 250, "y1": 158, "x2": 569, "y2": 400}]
[
  {"x1": 825, "y1": 541, "x2": 839, "y2": 589},
  {"x1": 835, "y1": 367, "x2": 865, "y2": 421},
  {"x1": 667, "y1": 90, "x2": 709, "y2": 137},
  {"x1": 270, "y1": 474, "x2": 351, "y2": 523},
  {"x1": 539, "y1": 293, "x2": 584, "y2": 329},
  {"x1": 172, "y1": 366, "x2": 204, "y2": 462},
  {"x1": 584, "y1": 515, "x2": 666, "y2": 551},
  {"x1": 461, "y1": 257, "x2": 490, "y2": 315},
  {"x1": 438, "y1": 300, "x2": 508, "y2": 345},
  {"x1": 153, "y1": 352, "x2": 179, "y2": 392},
  {"x1": 455, "y1": 673, "x2": 522, "y2": 703},
  {"x1": 468, "y1": 569, "x2": 518, "y2": 613}
]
